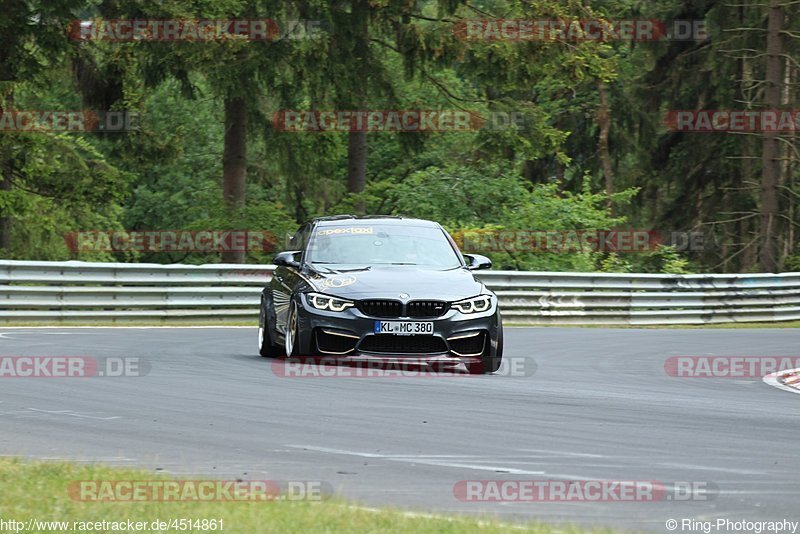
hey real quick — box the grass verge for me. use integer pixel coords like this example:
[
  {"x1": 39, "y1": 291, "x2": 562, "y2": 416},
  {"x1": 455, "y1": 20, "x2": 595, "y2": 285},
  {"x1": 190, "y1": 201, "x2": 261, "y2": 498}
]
[{"x1": 0, "y1": 458, "x2": 595, "y2": 534}]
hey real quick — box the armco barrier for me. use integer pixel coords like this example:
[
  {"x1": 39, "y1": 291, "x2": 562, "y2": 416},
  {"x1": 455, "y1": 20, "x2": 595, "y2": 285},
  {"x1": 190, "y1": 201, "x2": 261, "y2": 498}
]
[{"x1": 1, "y1": 260, "x2": 799, "y2": 325}]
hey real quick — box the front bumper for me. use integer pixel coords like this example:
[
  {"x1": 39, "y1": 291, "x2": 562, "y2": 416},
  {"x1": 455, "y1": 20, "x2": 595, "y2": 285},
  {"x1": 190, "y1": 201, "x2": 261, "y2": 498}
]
[{"x1": 291, "y1": 293, "x2": 502, "y2": 368}]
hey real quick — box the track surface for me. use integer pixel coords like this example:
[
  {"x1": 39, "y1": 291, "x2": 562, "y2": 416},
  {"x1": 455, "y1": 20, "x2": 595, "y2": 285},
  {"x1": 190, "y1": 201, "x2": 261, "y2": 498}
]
[{"x1": 1, "y1": 327, "x2": 798, "y2": 532}]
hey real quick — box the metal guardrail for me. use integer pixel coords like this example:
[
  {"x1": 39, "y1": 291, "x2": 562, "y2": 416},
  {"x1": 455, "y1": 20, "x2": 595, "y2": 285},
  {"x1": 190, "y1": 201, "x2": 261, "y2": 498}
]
[{"x1": 1, "y1": 260, "x2": 799, "y2": 325}]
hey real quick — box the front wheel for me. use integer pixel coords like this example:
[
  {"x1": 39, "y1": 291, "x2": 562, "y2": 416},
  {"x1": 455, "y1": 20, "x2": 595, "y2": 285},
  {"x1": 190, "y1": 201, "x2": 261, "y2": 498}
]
[
  {"x1": 284, "y1": 300, "x2": 300, "y2": 357},
  {"x1": 259, "y1": 295, "x2": 284, "y2": 358},
  {"x1": 467, "y1": 324, "x2": 503, "y2": 375}
]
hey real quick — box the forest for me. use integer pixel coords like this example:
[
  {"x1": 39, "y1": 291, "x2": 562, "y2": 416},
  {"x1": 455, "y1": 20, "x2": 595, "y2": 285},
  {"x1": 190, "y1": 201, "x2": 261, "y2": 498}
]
[{"x1": 0, "y1": 0, "x2": 798, "y2": 274}]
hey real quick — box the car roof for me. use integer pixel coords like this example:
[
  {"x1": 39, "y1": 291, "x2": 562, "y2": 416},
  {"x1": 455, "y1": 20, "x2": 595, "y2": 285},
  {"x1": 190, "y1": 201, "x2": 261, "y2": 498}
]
[{"x1": 311, "y1": 215, "x2": 440, "y2": 228}]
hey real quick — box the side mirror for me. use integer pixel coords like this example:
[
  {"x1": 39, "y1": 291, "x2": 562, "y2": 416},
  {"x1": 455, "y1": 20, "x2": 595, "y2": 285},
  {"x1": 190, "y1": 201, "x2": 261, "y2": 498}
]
[
  {"x1": 464, "y1": 254, "x2": 492, "y2": 270},
  {"x1": 273, "y1": 251, "x2": 301, "y2": 269}
]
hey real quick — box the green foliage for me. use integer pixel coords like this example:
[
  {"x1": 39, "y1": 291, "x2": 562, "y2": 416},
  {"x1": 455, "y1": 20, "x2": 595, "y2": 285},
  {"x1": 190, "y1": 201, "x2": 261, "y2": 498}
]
[
  {"x1": 784, "y1": 255, "x2": 800, "y2": 273},
  {"x1": 639, "y1": 245, "x2": 692, "y2": 275},
  {"x1": 598, "y1": 253, "x2": 632, "y2": 274},
  {"x1": 0, "y1": 116, "x2": 130, "y2": 260},
  {"x1": 338, "y1": 161, "x2": 637, "y2": 272},
  {"x1": 2, "y1": 0, "x2": 797, "y2": 274}
]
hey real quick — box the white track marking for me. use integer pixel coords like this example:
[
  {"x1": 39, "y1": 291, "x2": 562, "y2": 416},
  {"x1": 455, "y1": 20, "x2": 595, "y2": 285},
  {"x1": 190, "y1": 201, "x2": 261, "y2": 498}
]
[
  {"x1": 35, "y1": 456, "x2": 137, "y2": 463},
  {"x1": 386, "y1": 458, "x2": 545, "y2": 475},
  {"x1": 655, "y1": 462, "x2": 765, "y2": 475},
  {"x1": 517, "y1": 448, "x2": 604, "y2": 458},
  {"x1": 382, "y1": 454, "x2": 482, "y2": 459},
  {"x1": 27, "y1": 408, "x2": 120, "y2": 420},
  {"x1": 288, "y1": 445, "x2": 545, "y2": 475},
  {"x1": 0, "y1": 332, "x2": 86, "y2": 339},
  {"x1": 763, "y1": 368, "x2": 800, "y2": 395}
]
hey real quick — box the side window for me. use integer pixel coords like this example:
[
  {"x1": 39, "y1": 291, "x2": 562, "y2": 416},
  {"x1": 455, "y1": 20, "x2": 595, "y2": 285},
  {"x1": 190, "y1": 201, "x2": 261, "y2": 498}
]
[
  {"x1": 288, "y1": 227, "x2": 305, "y2": 250},
  {"x1": 289, "y1": 224, "x2": 309, "y2": 250},
  {"x1": 442, "y1": 227, "x2": 466, "y2": 265},
  {"x1": 290, "y1": 224, "x2": 313, "y2": 265}
]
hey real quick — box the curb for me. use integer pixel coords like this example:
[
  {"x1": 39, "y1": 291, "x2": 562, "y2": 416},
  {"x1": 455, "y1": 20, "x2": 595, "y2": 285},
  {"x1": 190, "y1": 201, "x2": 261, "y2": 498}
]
[{"x1": 763, "y1": 368, "x2": 800, "y2": 395}]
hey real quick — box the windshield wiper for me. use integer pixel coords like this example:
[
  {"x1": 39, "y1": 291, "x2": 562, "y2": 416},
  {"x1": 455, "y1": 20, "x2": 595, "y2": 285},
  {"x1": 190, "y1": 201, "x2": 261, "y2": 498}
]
[{"x1": 312, "y1": 264, "x2": 372, "y2": 273}]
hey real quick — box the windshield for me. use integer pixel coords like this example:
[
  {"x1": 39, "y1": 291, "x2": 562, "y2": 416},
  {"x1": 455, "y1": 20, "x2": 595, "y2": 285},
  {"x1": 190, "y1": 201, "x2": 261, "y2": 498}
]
[{"x1": 306, "y1": 224, "x2": 462, "y2": 268}]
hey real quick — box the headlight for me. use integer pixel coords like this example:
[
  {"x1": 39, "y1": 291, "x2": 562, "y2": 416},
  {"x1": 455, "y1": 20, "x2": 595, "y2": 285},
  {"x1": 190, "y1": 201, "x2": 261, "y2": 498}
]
[
  {"x1": 452, "y1": 295, "x2": 492, "y2": 314},
  {"x1": 307, "y1": 292, "x2": 354, "y2": 312}
]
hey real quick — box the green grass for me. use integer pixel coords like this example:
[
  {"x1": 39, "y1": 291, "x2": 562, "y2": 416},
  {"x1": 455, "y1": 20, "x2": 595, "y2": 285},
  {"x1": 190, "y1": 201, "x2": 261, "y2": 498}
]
[{"x1": 0, "y1": 458, "x2": 602, "y2": 534}]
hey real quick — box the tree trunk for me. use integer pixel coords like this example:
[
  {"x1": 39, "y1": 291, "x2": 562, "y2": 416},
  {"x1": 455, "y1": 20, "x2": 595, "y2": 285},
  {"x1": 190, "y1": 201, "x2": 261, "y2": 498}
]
[
  {"x1": 597, "y1": 81, "x2": 614, "y2": 208},
  {"x1": 222, "y1": 95, "x2": 247, "y2": 263},
  {"x1": 759, "y1": 0, "x2": 783, "y2": 272},
  {"x1": 346, "y1": 0, "x2": 369, "y2": 214},
  {"x1": 347, "y1": 130, "x2": 367, "y2": 211},
  {"x1": 781, "y1": 56, "x2": 795, "y2": 262},
  {"x1": 522, "y1": 160, "x2": 537, "y2": 183}
]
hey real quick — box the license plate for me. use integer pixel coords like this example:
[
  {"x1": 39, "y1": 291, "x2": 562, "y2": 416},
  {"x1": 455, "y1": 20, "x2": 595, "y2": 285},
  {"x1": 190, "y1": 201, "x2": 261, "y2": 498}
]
[{"x1": 374, "y1": 321, "x2": 434, "y2": 335}]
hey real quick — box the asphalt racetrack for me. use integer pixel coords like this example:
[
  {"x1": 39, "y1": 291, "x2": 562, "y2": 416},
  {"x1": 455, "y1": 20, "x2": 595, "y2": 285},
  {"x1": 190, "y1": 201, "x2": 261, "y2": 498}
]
[{"x1": 1, "y1": 327, "x2": 798, "y2": 532}]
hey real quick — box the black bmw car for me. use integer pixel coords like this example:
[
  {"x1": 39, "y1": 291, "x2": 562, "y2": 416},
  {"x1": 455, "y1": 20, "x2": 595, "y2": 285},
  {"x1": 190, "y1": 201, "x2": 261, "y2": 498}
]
[{"x1": 258, "y1": 215, "x2": 503, "y2": 374}]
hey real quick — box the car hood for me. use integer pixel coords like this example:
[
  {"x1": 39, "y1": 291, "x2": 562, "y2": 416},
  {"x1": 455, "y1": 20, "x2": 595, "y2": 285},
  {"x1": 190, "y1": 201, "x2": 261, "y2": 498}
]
[{"x1": 303, "y1": 265, "x2": 484, "y2": 301}]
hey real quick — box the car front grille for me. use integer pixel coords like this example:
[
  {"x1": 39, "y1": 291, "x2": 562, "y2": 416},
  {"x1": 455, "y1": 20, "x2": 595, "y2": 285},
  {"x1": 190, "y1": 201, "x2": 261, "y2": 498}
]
[
  {"x1": 359, "y1": 334, "x2": 448, "y2": 354},
  {"x1": 407, "y1": 300, "x2": 449, "y2": 318},
  {"x1": 357, "y1": 300, "x2": 403, "y2": 318},
  {"x1": 357, "y1": 299, "x2": 448, "y2": 318}
]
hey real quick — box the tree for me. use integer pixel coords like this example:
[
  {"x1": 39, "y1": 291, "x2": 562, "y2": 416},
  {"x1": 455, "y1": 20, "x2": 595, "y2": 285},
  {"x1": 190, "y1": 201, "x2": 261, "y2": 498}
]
[
  {"x1": 759, "y1": 0, "x2": 784, "y2": 272},
  {"x1": 222, "y1": 84, "x2": 248, "y2": 263},
  {"x1": 0, "y1": 0, "x2": 77, "y2": 253}
]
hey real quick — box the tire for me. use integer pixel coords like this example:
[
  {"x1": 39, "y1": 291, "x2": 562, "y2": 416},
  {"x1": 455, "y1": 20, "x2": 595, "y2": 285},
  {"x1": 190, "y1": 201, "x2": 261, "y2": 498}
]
[
  {"x1": 259, "y1": 294, "x2": 284, "y2": 358},
  {"x1": 468, "y1": 322, "x2": 503, "y2": 375},
  {"x1": 284, "y1": 300, "x2": 300, "y2": 357}
]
